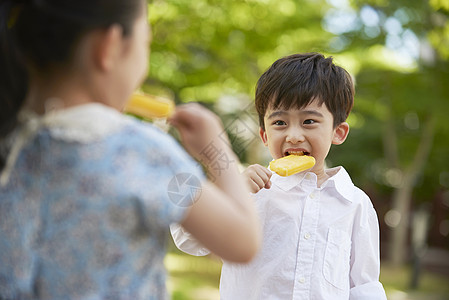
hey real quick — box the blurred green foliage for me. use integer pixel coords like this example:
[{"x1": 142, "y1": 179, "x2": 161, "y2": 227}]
[{"x1": 146, "y1": 0, "x2": 449, "y2": 258}]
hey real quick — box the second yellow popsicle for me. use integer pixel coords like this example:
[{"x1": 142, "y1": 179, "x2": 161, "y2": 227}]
[{"x1": 124, "y1": 93, "x2": 174, "y2": 119}]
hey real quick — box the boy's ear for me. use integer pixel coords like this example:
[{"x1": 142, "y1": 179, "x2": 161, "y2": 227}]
[
  {"x1": 332, "y1": 122, "x2": 350, "y2": 145},
  {"x1": 93, "y1": 25, "x2": 123, "y2": 71},
  {"x1": 259, "y1": 127, "x2": 268, "y2": 147}
]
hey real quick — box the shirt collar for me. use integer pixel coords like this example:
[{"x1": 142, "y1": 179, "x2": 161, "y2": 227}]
[
  {"x1": 323, "y1": 166, "x2": 355, "y2": 202},
  {"x1": 270, "y1": 169, "x2": 309, "y2": 192},
  {"x1": 270, "y1": 165, "x2": 355, "y2": 203}
]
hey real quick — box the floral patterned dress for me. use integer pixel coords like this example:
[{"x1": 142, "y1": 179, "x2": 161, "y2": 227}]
[{"x1": 0, "y1": 103, "x2": 203, "y2": 299}]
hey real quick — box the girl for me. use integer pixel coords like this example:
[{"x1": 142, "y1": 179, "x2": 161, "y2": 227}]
[{"x1": 0, "y1": 0, "x2": 260, "y2": 298}]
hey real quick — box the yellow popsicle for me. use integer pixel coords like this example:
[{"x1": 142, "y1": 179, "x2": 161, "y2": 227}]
[
  {"x1": 124, "y1": 93, "x2": 174, "y2": 119},
  {"x1": 269, "y1": 155, "x2": 315, "y2": 177}
]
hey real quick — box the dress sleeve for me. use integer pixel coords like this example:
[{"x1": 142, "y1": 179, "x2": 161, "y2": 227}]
[
  {"x1": 349, "y1": 192, "x2": 387, "y2": 300},
  {"x1": 125, "y1": 122, "x2": 206, "y2": 229}
]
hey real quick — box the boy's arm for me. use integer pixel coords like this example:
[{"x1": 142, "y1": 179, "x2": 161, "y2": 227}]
[
  {"x1": 170, "y1": 223, "x2": 211, "y2": 256},
  {"x1": 349, "y1": 200, "x2": 387, "y2": 300}
]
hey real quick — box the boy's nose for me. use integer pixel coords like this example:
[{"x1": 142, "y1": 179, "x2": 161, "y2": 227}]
[{"x1": 285, "y1": 128, "x2": 305, "y2": 144}]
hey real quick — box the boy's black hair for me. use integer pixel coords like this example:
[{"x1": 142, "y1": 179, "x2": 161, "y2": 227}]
[{"x1": 255, "y1": 53, "x2": 354, "y2": 130}]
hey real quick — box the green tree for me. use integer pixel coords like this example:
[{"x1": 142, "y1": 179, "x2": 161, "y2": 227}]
[
  {"x1": 146, "y1": 0, "x2": 449, "y2": 267},
  {"x1": 146, "y1": 0, "x2": 333, "y2": 102},
  {"x1": 328, "y1": 0, "x2": 449, "y2": 266}
]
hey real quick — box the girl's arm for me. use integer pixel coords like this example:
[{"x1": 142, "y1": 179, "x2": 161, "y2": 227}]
[
  {"x1": 170, "y1": 163, "x2": 271, "y2": 257},
  {"x1": 169, "y1": 103, "x2": 261, "y2": 263}
]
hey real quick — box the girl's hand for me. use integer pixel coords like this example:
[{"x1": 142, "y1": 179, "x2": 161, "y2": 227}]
[
  {"x1": 243, "y1": 164, "x2": 272, "y2": 193},
  {"x1": 169, "y1": 103, "x2": 228, "y2": 162}
]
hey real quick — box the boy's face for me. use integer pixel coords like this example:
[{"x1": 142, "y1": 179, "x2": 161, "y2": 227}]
[{"x1": 259, "y1": 98, "x2": 349, "y2": 174}]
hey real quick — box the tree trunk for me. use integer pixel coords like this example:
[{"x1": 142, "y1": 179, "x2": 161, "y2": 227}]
[
  {"x1": 389, "y1": 176, "x2": 414, "y2": 266},
  {"x1": 387, "y1": 116, "x2": 435, "y2": 266}
]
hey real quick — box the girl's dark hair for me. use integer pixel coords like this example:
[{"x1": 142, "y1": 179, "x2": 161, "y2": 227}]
[
  {"x1": 0, "y1": 0, "x2": 144, "y2": 167},
  {"x1": 255, "y1": 53, "x2": 355, "y2": 130}
]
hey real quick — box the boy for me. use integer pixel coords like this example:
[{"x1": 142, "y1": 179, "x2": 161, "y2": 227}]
[{"x1": 171, "y1": 53, "x2": 387, "y2": 299}]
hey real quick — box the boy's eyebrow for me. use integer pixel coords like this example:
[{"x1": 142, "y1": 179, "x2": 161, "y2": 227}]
[
  {"x1": 266, "y1": 111, "x2": 288, "y2": 119},
  {"x1": 266, "y1": 109, "x2": 325, "y2": 119},
  {"x1": 301, "y1": 110, "x2": 325, "y2": 118}
]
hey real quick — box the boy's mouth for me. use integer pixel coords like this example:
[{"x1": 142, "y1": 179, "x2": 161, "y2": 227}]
[{"x1": 284, "y1": 150, "x2": 310, "y2": 157}]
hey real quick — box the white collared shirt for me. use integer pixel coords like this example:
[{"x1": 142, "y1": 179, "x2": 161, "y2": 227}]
[{"x1": 171, "y1": 166, "x2": 387, "y2": 299}]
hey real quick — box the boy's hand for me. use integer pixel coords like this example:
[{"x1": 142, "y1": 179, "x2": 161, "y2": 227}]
[{"x1": 244, "y1": 164, "x2": 272, "y2": 193}]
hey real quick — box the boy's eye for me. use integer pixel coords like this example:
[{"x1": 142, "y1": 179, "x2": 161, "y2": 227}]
[
  {"x1": 273, "y1": 120, "x2": 286, "y2": 126},
  {"x1": 304, "y1": 119, "x2": 315, "y2": 125}
]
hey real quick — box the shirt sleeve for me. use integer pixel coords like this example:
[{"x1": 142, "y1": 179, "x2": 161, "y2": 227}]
[
  {"x1": 169, "y1": 223, "x2": 211, "y2": 256},
  {"x1": 349, "y1": 192, "x2": 387, "y2": 300}
]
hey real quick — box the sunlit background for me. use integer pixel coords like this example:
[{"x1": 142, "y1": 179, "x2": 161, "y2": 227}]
[{"x1": 143, "y1": 0, "x2": 449, "y2": 298}]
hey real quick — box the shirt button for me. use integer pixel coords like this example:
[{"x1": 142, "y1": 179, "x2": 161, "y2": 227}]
[
  {"x1": 299, "y1": 277, "x2": 305, "y2": 283},
  {"x1": 309, "y1": 192, "x2": 316, "y2": 199},
  {"x1": 304, "y1": 233, "x2": 311, "y2": 240}
]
